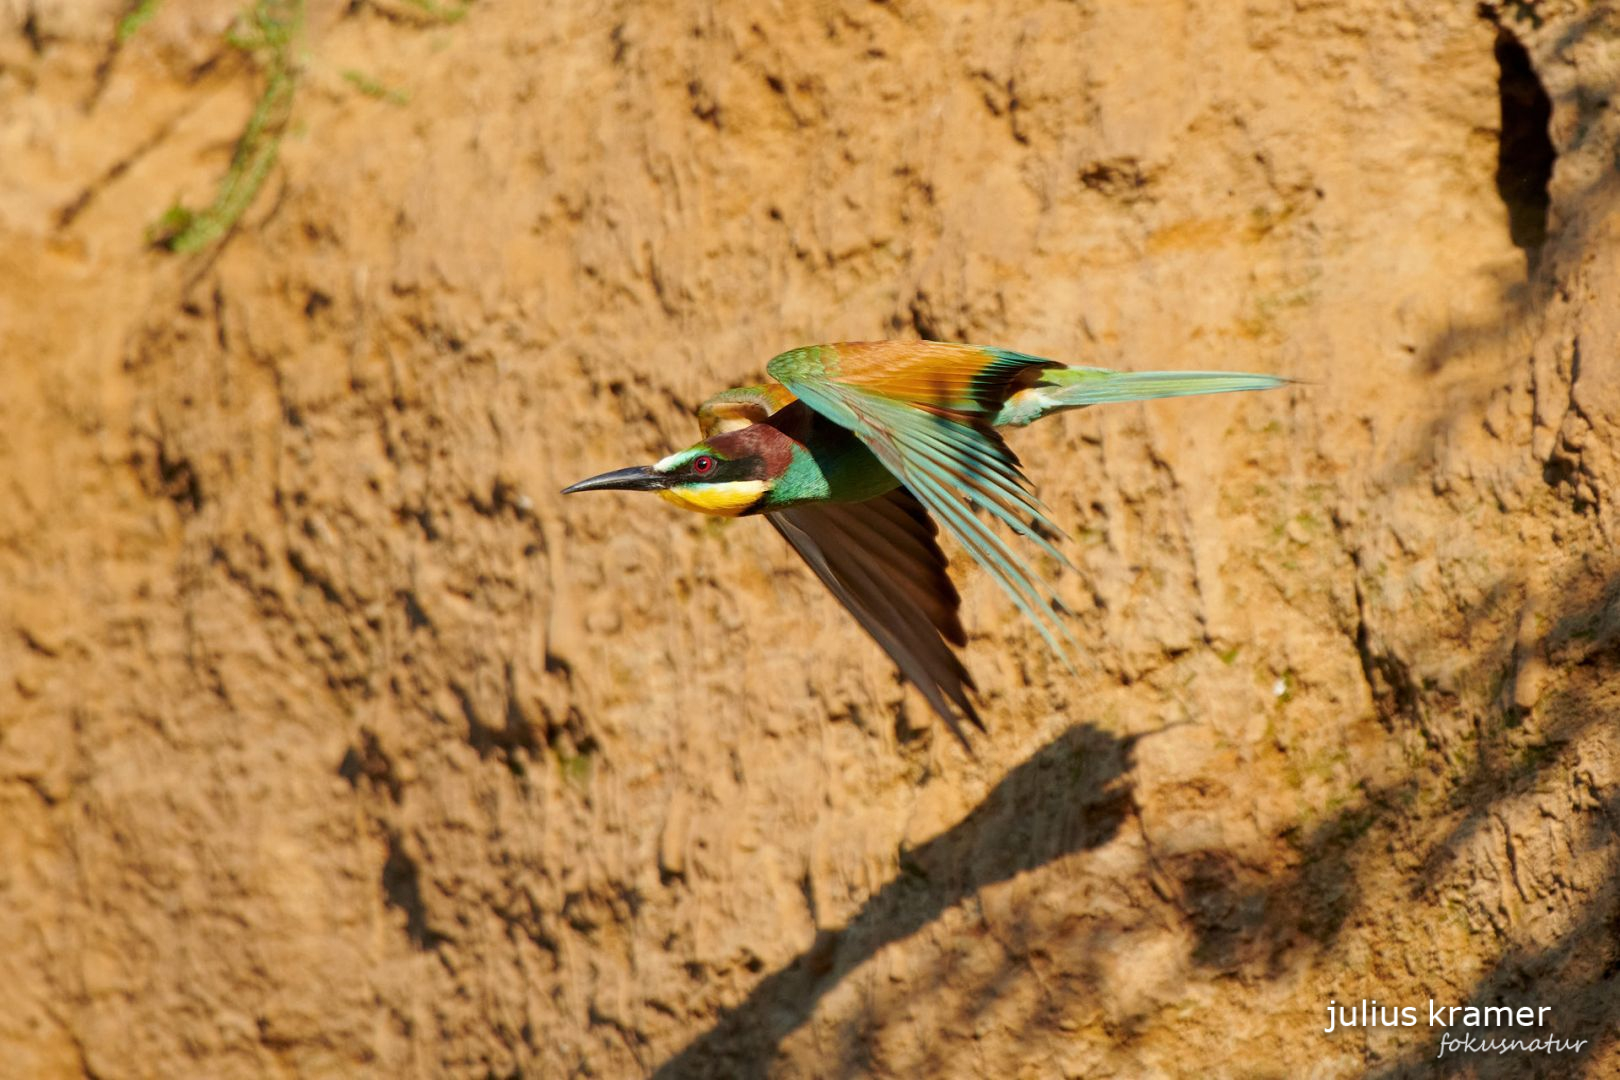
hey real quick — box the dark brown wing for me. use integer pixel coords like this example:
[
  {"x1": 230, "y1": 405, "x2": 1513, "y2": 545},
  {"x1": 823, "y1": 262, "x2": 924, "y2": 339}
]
[{"x1": 767, "y1": 487, "x2": 984, "y2": 748}]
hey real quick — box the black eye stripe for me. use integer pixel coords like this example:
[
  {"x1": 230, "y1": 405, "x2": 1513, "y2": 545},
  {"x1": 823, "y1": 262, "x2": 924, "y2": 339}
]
[{"x1": 687, "y1": 454, "x2": 764, "y2": 481}]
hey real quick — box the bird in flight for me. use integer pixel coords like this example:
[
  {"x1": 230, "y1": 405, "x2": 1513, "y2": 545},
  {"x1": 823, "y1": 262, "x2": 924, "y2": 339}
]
[{"x1": 563, "y1": 341, "x2": 1286, "y2": 746}]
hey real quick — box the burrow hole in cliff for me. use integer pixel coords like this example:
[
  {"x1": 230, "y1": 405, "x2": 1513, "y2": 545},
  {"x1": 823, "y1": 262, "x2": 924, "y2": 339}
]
[{"x1": 1489, "y1": 24, "x2": 1556, "y2": 270}]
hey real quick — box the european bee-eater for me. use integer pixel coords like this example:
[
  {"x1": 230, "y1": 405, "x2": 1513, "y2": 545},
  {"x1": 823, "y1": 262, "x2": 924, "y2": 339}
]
[{"x1": 563, "y1": 341, "x2": 1286, "y2": 746}]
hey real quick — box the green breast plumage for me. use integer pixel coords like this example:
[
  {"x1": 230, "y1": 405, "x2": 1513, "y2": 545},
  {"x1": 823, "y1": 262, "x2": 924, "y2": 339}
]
[{"x1": 764, "y1": 416, "x2": 899, "y2": 511}]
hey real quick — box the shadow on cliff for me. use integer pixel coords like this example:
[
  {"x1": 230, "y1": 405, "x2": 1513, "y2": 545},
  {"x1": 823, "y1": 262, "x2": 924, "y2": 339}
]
[
  {"x1": 1348, "y1": 16, "x2": 1620, "y2": 1063},
  {"x1": 1360, "y1": 567, "x2": 1620, "y2": 1079},
  {"x1": 651, "y1": 721, "x2": 1139, "y2": 1079},
  {"x1": 1160, "y1": 560, "x2": 1619, "y2": 1078}
]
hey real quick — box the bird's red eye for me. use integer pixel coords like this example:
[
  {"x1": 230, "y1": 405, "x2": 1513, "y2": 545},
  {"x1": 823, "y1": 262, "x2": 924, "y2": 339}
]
[{"x1": 692, "y1": 455, "x2": 716, "y2": 476}]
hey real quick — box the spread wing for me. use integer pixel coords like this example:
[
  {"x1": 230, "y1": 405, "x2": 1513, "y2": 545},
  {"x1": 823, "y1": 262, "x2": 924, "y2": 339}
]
[
  {"x1": 768, "y1": 488, "x2": 984, "y2": 747},
  {"x1": 768, "y1": 342, "x2": 1077, "y2": 664}
]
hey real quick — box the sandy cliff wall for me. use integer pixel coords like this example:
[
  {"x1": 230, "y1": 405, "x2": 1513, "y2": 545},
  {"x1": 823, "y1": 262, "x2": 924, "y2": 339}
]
[{"x1": 2, "y1": 1, "x2": 1619, "y2": 1077}]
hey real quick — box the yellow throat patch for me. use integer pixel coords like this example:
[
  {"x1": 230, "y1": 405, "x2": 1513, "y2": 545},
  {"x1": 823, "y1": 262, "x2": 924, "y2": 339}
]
[{"x1": 658, "y1": 480, "x2": 767, "y2": 517}]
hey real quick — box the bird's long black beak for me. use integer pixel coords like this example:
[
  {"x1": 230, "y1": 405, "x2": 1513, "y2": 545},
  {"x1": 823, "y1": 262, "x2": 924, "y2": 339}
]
[{"x1": 560, "y1": 465, "x2": 668, "y2": 495}]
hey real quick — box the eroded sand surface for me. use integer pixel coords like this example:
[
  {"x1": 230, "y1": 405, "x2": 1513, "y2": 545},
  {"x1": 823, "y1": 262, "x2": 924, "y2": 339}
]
[{"x1": 2, "y1": 2, "x2": 1619, "y2": 1076}]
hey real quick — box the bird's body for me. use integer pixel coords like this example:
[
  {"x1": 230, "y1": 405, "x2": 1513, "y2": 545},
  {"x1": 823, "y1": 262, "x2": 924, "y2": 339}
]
[{"x1": 564, "y1": 341, "x2": 1287, "y2": 745}]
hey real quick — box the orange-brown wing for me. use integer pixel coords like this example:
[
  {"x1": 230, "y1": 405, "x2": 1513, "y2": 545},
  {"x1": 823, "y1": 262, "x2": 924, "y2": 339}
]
[
  {"x1": 768, "y1": 487, "x2": 983, "y2": 748},
  {"x1": 696, "y1": 384, "x2": 798, "y2": 437},
  {"x1": 799, "y1": 341, "x2": 1058, "y2": 414}
]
